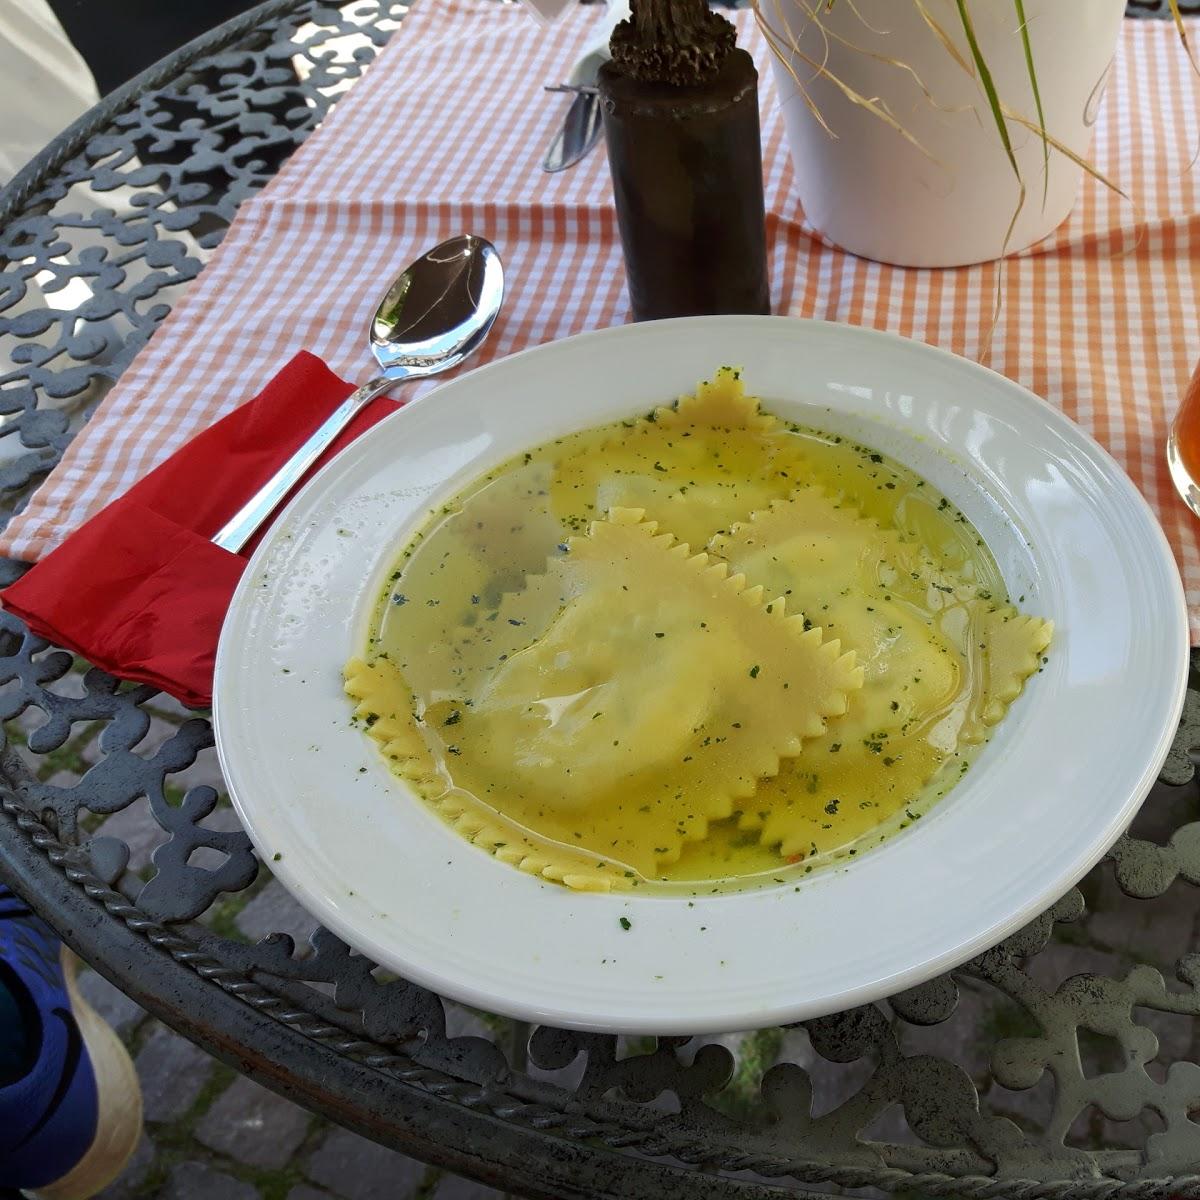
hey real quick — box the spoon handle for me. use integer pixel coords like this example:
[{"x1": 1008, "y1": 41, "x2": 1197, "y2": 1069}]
[{"x1": 212, "y1": 374, "x2": 397, "y2": 554}]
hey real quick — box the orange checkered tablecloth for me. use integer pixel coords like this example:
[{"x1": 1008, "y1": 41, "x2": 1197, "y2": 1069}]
[{"x1": 6, "y1": 1, "x2": 1200, "y2": 636}]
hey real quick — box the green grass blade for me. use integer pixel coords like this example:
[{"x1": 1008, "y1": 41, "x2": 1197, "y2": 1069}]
[
  {"x1": 955, "y1": 0, "x2": 1019, "y2": 181},
  {"x1": 1014, "y1": 0, "x2": 1049, "y2": 208}
]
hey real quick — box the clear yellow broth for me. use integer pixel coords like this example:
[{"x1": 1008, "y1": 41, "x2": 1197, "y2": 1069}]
[{"x1": 359, "y1": 377, "x2": 1032, "y2": 894}]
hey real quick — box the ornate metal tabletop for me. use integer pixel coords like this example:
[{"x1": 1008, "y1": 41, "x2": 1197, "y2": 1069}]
[{"x1": 2, "y1": 1, "x2": 1200, "y2": 1196}]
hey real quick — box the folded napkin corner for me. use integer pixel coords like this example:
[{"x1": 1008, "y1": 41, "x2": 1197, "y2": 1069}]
[{"x1": 1, "y1": 352, "x2": 399, "y2": 708}]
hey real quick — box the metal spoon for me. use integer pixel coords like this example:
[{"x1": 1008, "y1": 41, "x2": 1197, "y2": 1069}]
[{"x1": 212, "y1": 234, "x2": 504, "y2": 553}]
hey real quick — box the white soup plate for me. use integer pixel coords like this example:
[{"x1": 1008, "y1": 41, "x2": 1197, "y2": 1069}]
[{"x1": 213, "y1": 316, "x2": 1188, "y2": 1035}]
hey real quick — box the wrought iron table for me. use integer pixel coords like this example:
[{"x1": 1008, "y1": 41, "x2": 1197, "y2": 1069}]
[{"x1": 2, "y1": 1, "x2": 1199, "y2": 1196}]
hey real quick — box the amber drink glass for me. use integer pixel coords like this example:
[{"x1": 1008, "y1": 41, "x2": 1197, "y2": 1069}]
[{"x1": 1168, "y1": 362, "x2": 1200, "y2": 517}]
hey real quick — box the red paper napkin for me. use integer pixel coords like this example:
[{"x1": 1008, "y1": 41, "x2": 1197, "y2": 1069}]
[{"x1": 2, "y1": 352, "x2": 398, "y2": 708}]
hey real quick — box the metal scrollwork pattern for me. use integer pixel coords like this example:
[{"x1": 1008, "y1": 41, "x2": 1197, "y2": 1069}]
[
  {"x1": 2, "y1": 2, "x2": 1200, "y2": 1197},
  {"x1": 0, "y1": 0, "x2": 407, "y2": 554}
]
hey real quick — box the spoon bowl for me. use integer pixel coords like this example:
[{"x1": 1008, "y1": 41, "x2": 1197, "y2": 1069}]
[
  {"x1": 372, "y1": 235, "x2": 504, "y2": 378},
  {"x1": 212, "y1": 235, "x2": 504, "y2": 553}
]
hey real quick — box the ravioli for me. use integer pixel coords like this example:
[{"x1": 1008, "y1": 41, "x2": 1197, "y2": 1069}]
[
  {"x1": 713, "y1": 487, "x2": 1053, "y2": 861},
  {"x1": 449, "y1": 459, "x2": 564, "y2": 592},
  {"x1": 550, "y1": 368, "x2": 807, "y2": 549},
  {"x1": 879, "y1": 543, "x2": 1055, "y2": 746},
  {"x1": 345, "y1": 656, "x2": 442, "y2": 798},
  {"x1": 345, "y1": 656, "x2": 625, "y2": 890},
  {"x1": 711, "y1": 489, "x2": 964, "y2": 857},
  {"x1": 945, "y1": 603, "x2": 1054, "y2": 746},
  {"x1": 376, "y1": 508, "x2": 862, "y2": 881}
]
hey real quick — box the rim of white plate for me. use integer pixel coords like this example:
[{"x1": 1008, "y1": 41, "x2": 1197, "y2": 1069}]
[{"x1": 214, "y1": 316, "x2": 1188, "y2": 1034}]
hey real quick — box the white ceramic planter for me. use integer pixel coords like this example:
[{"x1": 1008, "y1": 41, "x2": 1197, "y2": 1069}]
[{"x1": 764, "y1": 0, "x2": 1126, "y2": 266}]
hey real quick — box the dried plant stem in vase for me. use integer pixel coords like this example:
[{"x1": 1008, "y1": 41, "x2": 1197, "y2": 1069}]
[{"x1": 598, "y1": 0, "x2": 771, "y2": 320}]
